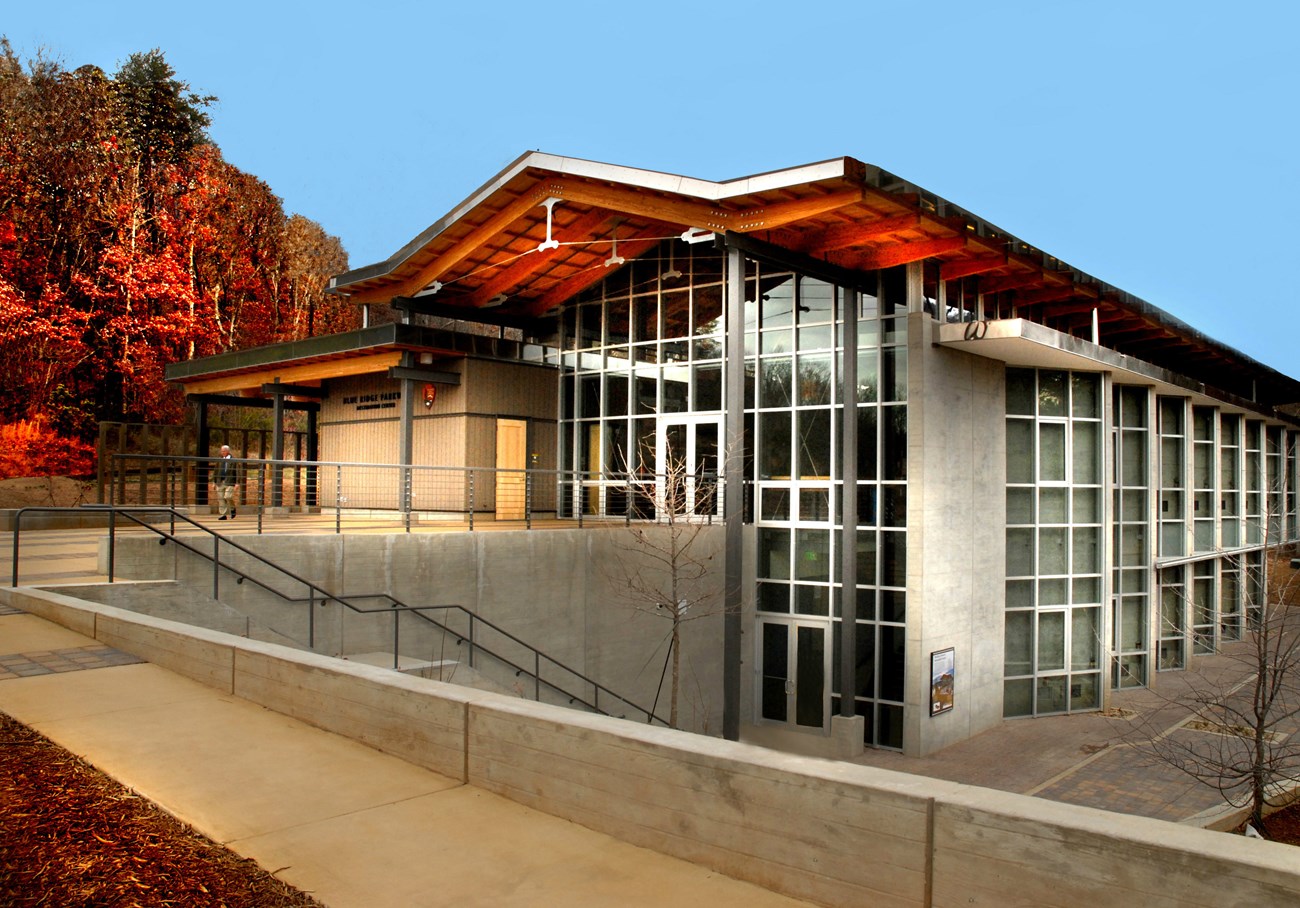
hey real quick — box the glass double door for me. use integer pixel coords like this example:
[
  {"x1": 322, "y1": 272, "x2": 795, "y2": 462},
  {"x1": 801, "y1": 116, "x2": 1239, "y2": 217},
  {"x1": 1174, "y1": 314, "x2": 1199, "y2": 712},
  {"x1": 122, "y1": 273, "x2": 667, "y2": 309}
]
[
  {"x1": 758, "y1": 618, "x2": 829, "y2": 730},
  {"x1": 656, "y1": 416, "x2": 721, "y2": 517}
]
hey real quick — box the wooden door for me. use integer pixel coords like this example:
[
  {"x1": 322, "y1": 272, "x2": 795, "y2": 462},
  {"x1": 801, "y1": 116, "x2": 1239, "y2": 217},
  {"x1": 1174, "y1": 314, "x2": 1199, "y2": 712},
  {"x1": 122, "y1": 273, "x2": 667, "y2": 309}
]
[{"x1": 495, "y1": 419, "x2": 528, "y2": 520}]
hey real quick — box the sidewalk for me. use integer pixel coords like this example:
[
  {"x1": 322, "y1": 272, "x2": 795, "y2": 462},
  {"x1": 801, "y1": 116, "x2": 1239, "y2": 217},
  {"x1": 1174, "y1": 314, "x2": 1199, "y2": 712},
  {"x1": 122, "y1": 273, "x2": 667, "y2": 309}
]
[{"x1": 0, "y1": 606, "x2": 811, "y2": 908}]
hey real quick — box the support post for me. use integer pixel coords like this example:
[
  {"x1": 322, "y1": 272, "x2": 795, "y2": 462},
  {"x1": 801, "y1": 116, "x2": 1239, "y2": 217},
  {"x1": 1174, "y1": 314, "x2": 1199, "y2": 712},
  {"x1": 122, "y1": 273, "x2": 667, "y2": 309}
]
[
  {"x1": 839, "y1": 289, "x2": 860, "y2": 718},
  {"x1": 306, "y1": 408, "x2": 319, "y2": 508},
  {"x1": 397, "y1": 375, "x2": 415, "y2": 514},
  {"x1": 196, "y1": 400, "x2": 210, "y2": 507},
  {"x1": 271, "y1": 389, "x2": 285, "y2": 508},
  {"x1": 723, "y1": 246, "x2": 746, "y2": 741}
]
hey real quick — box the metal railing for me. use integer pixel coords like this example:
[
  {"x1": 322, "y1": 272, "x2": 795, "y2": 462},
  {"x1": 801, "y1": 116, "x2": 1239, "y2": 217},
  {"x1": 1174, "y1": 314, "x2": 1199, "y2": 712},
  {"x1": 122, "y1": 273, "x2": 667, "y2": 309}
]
[
  {"x1": 7, "y1": 505, "x2": 669, "y2": 725},
  {"x1": 104, "y1": 454, "x2": 726, "y2": 533}
]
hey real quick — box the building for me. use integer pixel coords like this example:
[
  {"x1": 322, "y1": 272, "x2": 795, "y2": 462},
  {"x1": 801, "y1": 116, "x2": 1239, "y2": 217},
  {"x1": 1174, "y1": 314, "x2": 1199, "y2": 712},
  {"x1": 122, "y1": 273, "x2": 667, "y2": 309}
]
[{"x1": 165, "y1": 152, "x2": 1300, "y2": 757}]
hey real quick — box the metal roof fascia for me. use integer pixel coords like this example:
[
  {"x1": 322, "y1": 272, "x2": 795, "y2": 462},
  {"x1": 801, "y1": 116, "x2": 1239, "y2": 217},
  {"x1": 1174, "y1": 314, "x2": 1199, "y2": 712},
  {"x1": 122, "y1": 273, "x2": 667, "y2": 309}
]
[{"x1": 164, "y1": 323, "x2": 405, "y2": 382}]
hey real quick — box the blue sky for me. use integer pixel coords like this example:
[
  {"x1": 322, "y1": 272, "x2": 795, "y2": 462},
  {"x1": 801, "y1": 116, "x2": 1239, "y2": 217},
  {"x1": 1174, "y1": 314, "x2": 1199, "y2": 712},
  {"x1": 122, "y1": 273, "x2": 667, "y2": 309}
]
[{"x1": 6, "y1": 1, "x2": 1298, "y2": 376}]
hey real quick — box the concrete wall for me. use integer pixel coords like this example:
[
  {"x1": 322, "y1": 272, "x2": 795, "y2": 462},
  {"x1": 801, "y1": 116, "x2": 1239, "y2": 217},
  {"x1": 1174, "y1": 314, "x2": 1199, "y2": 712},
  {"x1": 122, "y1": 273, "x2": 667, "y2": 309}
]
[
  {"x1": 906, "y1": 313, "x2": 1007, "y2": 756},
  {"x1": 6, "y1": 585, "x2": 1299, "y2": 908},
  {"x1": 102, "y1": 525, "x2": 728, "y2": 733}
]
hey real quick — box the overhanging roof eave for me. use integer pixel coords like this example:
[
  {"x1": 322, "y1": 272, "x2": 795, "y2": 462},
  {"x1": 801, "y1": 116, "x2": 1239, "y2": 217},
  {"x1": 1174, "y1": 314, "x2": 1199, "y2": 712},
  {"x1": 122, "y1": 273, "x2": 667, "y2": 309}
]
[{"x1": 939, "y1": 319, "x2": 1300, "y2": 422}]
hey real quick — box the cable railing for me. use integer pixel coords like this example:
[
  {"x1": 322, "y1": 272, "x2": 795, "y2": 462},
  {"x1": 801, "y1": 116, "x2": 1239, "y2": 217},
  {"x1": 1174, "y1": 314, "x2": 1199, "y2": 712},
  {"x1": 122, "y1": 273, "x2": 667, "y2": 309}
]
[
  {"x1": 8, "y1": 505, "x2": 670, "y2": 726},
  {"x1": 104, "y1": 453, "x2": 726, "y2": 533}
]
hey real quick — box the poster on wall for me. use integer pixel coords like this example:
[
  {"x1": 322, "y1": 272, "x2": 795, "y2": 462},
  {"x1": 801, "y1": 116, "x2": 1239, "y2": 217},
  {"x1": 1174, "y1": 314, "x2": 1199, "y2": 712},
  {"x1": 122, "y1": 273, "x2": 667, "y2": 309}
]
[{"x1": 930, "y1": 647, "x2": 955, "y2": 716}]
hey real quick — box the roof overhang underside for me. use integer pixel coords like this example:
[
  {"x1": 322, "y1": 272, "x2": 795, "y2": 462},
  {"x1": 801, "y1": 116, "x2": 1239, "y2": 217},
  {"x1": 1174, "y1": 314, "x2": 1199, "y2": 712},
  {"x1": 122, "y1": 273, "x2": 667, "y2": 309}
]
[
  {"x1": 940, "y1": 320, "x2": 1299, "y2": 424},
  {"x1": 163, "y1": 323, "x2": 520, "y2": 397}
]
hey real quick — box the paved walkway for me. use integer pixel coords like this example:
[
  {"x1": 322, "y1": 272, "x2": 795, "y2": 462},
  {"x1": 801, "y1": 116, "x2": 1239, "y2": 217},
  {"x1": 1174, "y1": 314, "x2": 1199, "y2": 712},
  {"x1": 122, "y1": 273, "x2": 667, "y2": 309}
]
[{"x1": 0, "y1": 609, "x2": 812, "y2": 908}]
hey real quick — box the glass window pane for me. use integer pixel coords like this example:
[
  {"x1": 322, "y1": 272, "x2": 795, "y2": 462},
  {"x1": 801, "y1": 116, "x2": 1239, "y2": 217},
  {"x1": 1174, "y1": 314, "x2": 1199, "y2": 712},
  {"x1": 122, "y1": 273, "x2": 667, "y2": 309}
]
[
  {"x1": 1039, "y1": 488, "x2": 1068, "y2": 523},
  {"x1": 882, "y1": 347, "x2": 907, "y2": 402},
  {"x1": 1007, "y1": 487, "x2": 1034, "y2": 524},
  {"x1": 856, "y1": 350, "x2": 878, "y2": 403},
  {"x1": 1007, "y1": 369, "x2": 1035, "y2": 416},
  {"x1": 759, "y1": 357, "x2": 792, "y2": 408},
  {"x1": 758, "y1": 528, "x2": 790, "y2": 579},
  {"x1": 1004, "y1": 678, "x2": 1033, "y2": 717},
  {"x1": 1036, "y1": 676, "x2": 1068, "y2": 713},
  {"x1": 1005, "y1": 611, "x2": 1033, "y2": 675},
  {"x1": 1038, "y1": 423, "x2": 1065, "y2": 482},
  {"x1": 1006, "y1": 528, "x2": 1034, "y2": 577},
  {"x1": 882, "y1": 406, "x2": 906, "y2": 481},
  {"x1": 1006, "y1": 421, "x2": 1034, "y2": 484},
  {"x1": 1072, "y1": 527, "x2": 1099, "y2": 573},
  {"x1": 1070, "y1": 673, "x2": 1099, "y2": 710},
  {"x1": 797, "y1": 410, "x2": 832, "y2": 479},
  {"x1": 1039, "y1": 527, "x2": 1067, "y2": 574},
  {"x1": 857, "y1": 407, "x2": 878, "y2": 481},
  {"x1": 1073, "y1": 421, "x2": 1099, "y2": 483},
  {"x1": 1071, "y1": 374, "x2": 1099, "y2": 418},
  {"x1": 1037, "y1": 612, "x2": 1066, "y2": 671},
  {"x1": 1038, "y1": 371, "x2": 1067, "y2": 417},
  {"x1": 795, "y1": 529, "x2": 831, "y2": 582},
  {"x1": 1071, "y1": 608, "x2": 1099, "y2": 669}
]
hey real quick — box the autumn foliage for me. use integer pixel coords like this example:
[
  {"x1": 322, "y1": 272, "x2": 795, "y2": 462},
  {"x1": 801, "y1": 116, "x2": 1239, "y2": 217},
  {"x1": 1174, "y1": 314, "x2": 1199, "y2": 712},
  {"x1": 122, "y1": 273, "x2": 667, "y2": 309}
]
[{"x1": 0, "y1": 41, "x2": 356, "y2": 477}]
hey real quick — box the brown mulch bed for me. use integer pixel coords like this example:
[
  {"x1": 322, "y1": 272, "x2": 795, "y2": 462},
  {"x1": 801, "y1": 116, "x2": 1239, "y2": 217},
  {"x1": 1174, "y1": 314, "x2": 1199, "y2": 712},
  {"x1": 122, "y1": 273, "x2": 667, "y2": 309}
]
[{"x1": 0, "y1": 711, "x2": 322, "y2": 907}]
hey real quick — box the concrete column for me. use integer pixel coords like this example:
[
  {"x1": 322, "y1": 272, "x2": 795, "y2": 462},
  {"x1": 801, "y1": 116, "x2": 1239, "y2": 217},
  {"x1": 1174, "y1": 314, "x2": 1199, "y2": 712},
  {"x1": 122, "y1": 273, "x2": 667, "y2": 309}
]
[{"x1": 723, "y1": 246, "x2": 745, "y2": 741}]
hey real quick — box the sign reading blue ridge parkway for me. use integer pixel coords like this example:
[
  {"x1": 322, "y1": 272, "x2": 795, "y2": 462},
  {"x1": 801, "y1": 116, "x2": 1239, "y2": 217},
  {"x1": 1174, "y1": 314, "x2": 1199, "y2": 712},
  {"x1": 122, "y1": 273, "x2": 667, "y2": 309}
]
[{"x1": 341, "y1": 391, "x2": 401, "y2": 412}]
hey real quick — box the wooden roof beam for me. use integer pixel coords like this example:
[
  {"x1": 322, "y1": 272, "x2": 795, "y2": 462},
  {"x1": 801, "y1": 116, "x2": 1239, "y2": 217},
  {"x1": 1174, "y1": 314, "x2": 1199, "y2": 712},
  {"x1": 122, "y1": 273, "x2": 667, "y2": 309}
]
[
  {"x1": 940, "y1": 256, "x2": 1007, "y2": 281},
  {"x1": 731, "y1": 187, "x2": 867, "y2": 231},
  {"x1": 1017, "y1": 286, "x2": 1079, "y2": 306},
  {"x1": 796, "y1": 213, "x2": 921, "y2": 254},
  {"x1": 460, "y1": 207, "x2": 614, "y2": 307},
  {"x1": 525, "y1": 230, "x2": 664, "y2": 315},
  {"x1": 354, "y1": 186, "x2": 551, "y2": 303},
  {"x1": 557, "y1": 182, "x2": 734, "y2": 232},
  {"x1": 849, "y1": 235, "x2": 967, "y2": 270},
  {"x1": 982, "y1": 272, "x2": 1044, "y2": 294}
]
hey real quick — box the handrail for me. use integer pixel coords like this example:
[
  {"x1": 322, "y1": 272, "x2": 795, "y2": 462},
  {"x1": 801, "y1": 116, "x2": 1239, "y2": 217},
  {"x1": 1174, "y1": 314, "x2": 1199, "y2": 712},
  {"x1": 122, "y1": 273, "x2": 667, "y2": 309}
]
[
  {"x1": 105, "y1": 453, "x2": 725, "y2": 530},
  {"x1": 8, "y1": 505, "x2": 669, "y2": 726}
]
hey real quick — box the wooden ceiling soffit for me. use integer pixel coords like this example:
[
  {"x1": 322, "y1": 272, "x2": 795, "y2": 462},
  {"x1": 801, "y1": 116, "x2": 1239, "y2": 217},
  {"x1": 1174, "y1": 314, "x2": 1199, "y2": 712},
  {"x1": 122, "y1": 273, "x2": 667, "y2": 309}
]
[
  {"x1": 797, "y1": 213, "x2": 921, "y2": 254},
  {"x1": 982, "y1": 272, "x2": 1044, "y2": 294},
  {"x1": 1107, "y1": 326, "x2": 1170, "y2": 344},
  {"x1": 353, "y1": 187, "x2": 551, "y2": 303},
  {"x1": 730, "y1": 188, "x2": 866, "y2": 231},
  {"x1": 1040, "y1": 300, "x2": 1109, "y2": 319},
  {"x1": 940, "y1": 256, "x2": 1007, "y2": 281},
  {"x1": 181, "y1": 352, "x2": 404, "y2": 396},
  {"x1": 1017, "y1": 286, "x2": 1081, "y2": 306},
  {"x1": 526, "y1": 231, "x2": 664, "y2": 315},
  {"x1": 460, "y1": 207, "x2": 613, "y2": 307},
  {"x1": 850, "y1": 236, "x2": 966, "y2": 270}
]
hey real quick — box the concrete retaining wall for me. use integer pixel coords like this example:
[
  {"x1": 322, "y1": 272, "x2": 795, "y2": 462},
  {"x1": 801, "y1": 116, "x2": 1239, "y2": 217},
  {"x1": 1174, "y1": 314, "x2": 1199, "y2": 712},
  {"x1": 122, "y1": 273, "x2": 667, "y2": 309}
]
[
  {"x1": 100, "y1": 527, "x2": 728, "y2": 732},
  {"x1": 4, "y1": 585, "x2": 1298, "y2": 907}
]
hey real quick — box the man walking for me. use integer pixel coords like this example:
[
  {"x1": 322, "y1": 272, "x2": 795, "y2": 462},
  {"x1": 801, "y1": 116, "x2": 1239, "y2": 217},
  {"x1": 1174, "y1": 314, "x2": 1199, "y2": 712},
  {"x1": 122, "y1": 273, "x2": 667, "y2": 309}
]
[{"x1": 215, "y1": 444, "x2": 238, "y2": 520}]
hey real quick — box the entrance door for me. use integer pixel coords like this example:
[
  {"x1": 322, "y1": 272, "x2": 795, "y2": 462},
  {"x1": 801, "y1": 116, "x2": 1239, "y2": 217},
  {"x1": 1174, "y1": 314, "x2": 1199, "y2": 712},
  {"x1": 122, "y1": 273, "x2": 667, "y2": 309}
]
[
  {"x1": 757, "y1": 618, "x2": 829, "y2": 730},
  {"x1": 656, "y1": 416, "x2": 721, "y2": 518},
  {"x1": 495, "y1": 418, "x2": 527, "y2": 520}
]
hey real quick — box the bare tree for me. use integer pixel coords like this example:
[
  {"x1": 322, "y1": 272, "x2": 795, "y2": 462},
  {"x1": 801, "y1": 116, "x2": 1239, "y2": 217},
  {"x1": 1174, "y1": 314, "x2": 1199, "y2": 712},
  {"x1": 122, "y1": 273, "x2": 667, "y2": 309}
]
[
  {"x1": 1126, "y1": 507, "x2": 1300, "y2": 832},
  {"x1": 604, "y1": 445, "x2": 729, "y2": 730}
]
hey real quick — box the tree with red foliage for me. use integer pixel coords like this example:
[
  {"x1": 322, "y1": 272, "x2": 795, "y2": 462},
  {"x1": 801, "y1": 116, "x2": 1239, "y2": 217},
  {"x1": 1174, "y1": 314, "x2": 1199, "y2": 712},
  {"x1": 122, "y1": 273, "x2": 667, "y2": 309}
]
[{"x1": 0, "y1": 39, "x2": 355, "y2": 476}]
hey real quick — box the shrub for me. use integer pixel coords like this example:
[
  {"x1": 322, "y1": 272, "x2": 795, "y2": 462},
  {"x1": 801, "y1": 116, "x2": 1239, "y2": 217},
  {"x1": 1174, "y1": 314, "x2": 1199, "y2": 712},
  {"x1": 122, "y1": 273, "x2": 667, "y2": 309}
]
[{"x1": 0, "y1": 420, "x2": 96, "y2": 479}]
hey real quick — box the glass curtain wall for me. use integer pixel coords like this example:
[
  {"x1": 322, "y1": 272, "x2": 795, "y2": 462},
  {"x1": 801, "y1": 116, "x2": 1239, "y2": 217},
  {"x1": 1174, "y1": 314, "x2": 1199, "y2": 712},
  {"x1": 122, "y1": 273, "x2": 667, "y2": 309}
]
[
  {"x1": 753, "y1": 264, "x2": 908, "y2": 750},
  {"x1": 558, "y1": 242, "x2": 725, "y2": 516},
  {"x1": 556, "y1": 243, "x2": 910, "y2": 750},
  {"x1": 1003, "y1": 368, "x2": 1103, "y2": 717},
  {"x1": 1112, "y1": 385, "x2": 1150, "y2": 689}
]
